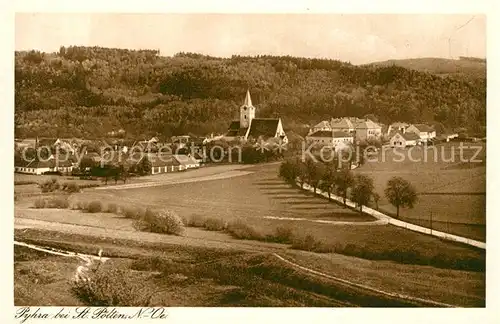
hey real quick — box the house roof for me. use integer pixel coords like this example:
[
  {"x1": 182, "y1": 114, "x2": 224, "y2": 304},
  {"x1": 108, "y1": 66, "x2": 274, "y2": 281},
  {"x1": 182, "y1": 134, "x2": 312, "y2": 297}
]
[
  {"x1": 390, "y1": 131, "x2": 421, "y2": 141},
  {"x1": 331, "y1": 118, "x2": 354, "y2": 129},
  {"x1": 174, "y1": 154, "x2": 199, "y2": 166},
  {"x1": 355, "y1": 119, "x2": 381, "y2": 129},
  {"x1": 308, "y1": 130, "x2": 352, "y2": 138},
  {"x1": 247, "y1": 118, "x2": 280, "y2": 139},
  {"x1": 15, "y1": 157, "x2": 73, "y2": 168},
  {"x1": 312, "y1": 121, "x2": 330, "y2": 129},
  {"x1": 412, "y1": 124, "x2": 434, "y2": 132},
  {"x1": 391, "y1": 122, "x2": 409, "y2": 128}
]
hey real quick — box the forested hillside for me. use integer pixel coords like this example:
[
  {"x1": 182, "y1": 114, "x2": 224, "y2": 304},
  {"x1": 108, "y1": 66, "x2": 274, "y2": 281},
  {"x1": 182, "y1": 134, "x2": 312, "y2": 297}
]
[
  {"x1": 15, "y1": 47, "x2": 486, "y2": 139},
  {"x1": 368, "y1": 57, "x2": 486, "y2": 80}
]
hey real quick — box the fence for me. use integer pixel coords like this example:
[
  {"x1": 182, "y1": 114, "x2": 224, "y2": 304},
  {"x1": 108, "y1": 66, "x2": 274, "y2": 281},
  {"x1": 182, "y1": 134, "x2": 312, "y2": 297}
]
[{"x1": 299, "y1": 182, "x2": 486, "y2": 250}]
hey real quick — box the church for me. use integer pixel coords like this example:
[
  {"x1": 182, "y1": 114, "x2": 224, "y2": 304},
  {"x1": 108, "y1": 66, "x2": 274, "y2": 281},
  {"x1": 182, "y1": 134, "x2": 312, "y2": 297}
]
[{"x1": 224, "y1": 90, "x2": 288, "y2": 144}]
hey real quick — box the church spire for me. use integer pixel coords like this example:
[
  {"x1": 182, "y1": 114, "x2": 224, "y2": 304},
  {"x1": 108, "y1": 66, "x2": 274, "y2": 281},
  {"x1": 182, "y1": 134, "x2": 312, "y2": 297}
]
[{"x1": 243, "y1": 89, "x2": 252, "y2": 107}]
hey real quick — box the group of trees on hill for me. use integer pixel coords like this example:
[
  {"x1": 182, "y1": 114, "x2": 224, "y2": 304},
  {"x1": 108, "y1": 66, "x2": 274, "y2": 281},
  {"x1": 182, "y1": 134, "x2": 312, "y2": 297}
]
[
  {"x1": 279, "y1": 157, "x2": 417, "y2": 216},
  {"x1": 15, "y1": 46, "x2": 486, "y2": 139}
]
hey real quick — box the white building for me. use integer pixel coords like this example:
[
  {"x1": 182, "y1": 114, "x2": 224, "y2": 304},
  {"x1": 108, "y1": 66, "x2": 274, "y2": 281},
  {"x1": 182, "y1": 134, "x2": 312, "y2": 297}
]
[
  {"x1": 406, "y1": 124, "x2": 436, "y2": 143},
  {"x1": 389, "y1": 131, "x2": 421, "y2": 147},
  {"x1": 306, "y1": 130, "x2": 354, "y2": 147}
]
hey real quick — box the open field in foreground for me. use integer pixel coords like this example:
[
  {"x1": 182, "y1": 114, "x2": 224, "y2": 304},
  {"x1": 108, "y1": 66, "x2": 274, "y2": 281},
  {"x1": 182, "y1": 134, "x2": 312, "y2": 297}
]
[
  {"x1": 14, "y1": 229, "x2": 485, "y2": 307},
  {"x1": 355, "y1": 143, "x2": 486, "y2": 241}
]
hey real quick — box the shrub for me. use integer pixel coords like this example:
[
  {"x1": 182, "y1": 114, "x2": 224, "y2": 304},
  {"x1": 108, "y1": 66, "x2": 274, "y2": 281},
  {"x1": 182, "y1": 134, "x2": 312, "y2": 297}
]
[
  {"x1": 136, "y1": 209, "x2": 185, "y2": 236},
  {"x1": 46, "y1": 197, "x2": 70, "y2": 209},
  {"x1": 73, "y1": 201, "x2": 88, "y2": 210},
  {"x1": 184, "y1": 214, "x2": 206, "y2": 227},
  {"x1": 72, "y1": 266, "x2": 154, "y2": 306},
  {"x1": 290, "y1": 234, "x2": 334, "y2": 253},
  {"x1": 39, "y1": 178, "x2": 60, "y2": 193},
  {"x1": 106, "y1": 203, "x2": 118, "y2": 214},
  {"x1": 266, "y1": 226, "x2": 295, "y2": 244},
  {"x1": 85, "y1": 201, "x2": 103, "y2": 213},
  {"x1": 122, "y1": 206, "x2": 142, "y2": 219},
  {"x1": 203, "y1": 218, "x2": 226, "y2": 231},
  {"x1": 33, "y1": 198, "x2": 46, "y2": 209},
  {"x1": 62, "y1": 182, "x2": 80, "y2": 193},
  {"x1": 225, "y1": 220, "x2": 263, "y2": 240}
]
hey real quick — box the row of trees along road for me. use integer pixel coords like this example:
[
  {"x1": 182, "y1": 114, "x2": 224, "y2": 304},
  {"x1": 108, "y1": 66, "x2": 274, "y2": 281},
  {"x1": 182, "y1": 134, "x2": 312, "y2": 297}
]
[{"x1": 279, "y1": 157, "x2": 417, "y2": 217}]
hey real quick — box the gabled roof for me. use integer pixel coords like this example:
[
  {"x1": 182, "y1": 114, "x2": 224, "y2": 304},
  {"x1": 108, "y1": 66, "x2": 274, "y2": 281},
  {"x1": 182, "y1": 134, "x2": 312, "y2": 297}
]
[
  {"x1": 391, "y1": 122, "x2": 409, "y2": 128},
  {"x1": 312, "y1": 121, "x2": 331, "y2": 129},
  {"x1": 331, "y1": 118, "x2": 354, "y2": 129},
  {"x1": 391, "y1": 131, "x2": 420, "y2": 141},
  {"x1": 355, "y1": 119, "x2": 381, "y2": 129},
  {"x1": 308, "y1": 130, "x2": 333, "y2": 137},
  {"x1": 174, "y1": 154, "x2": 199, "y2": 166},
  {"x1": 247, "y1": 118, "x2": 280, "y2": 139},
  {"x1": 411, "y1": 124, "x2": 434, "y2": 132}
]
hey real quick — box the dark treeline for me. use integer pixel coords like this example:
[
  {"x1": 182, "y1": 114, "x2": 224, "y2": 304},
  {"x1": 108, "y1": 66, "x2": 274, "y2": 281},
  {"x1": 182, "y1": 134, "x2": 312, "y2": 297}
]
[{"x1": 15, "y1": 46, "x2": 486, "y2": 139}]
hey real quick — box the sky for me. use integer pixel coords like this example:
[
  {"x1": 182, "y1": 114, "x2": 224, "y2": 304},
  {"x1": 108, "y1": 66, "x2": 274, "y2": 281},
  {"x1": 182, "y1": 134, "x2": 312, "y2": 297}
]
[{"x1": 15, "y1": 13, "x2": 486, "y2": 65}]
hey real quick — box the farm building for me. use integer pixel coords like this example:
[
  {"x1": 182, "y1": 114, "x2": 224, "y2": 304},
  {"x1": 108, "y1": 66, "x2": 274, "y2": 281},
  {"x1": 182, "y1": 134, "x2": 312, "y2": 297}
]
[
  {"x1": 406, "y1": 124, "x2": 436, "y2": 143},
  {"x1": 14, "y1": 156, "x2": 74, "y2": 175},
  {"x1": 224, "y1": 90, "x2": 288, "y2": 144},
  {"x1": 308, "y1": 117, "x2": 382, "y2": 142},
  {"x1": 137, "y1": 153, "x2": 200, "y2": 175},
  {"x1": 306, "y1": 130, "x2": 354, "y2": 148},
  {"x1": 389, "y1": 131, "x2": 421, "y2": 147}
]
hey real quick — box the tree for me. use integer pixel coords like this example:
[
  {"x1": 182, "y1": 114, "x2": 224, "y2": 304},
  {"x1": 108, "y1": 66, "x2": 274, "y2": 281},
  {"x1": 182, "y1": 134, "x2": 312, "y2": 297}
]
[
  {"x1": 305, "y1": 159, "x2": 325, "y2": 194},
  {"x1": 279, "y1": 158, "x2": 299, "y2": 186},
  {"x1": 350, "y1": 175, "x2": 374, "y2": 212},
  {"x1": 296, "y1": 160, "x2": 308, "y2": 189},
  {"x1": 136, "y1": 156, "x2": 152, "y2": 175},
  {"x1": 319, "y1": 161, "x2": 337, "y2": 198},
  {"x1": 372, "y1": 192, "x2": 380, "y2": 210},
  {"x1": 334, "y1": 168, "x2": 355, "y2": 205},
  {"x1": 384, "y1": 177, "x2": 418, "y2": 218}
]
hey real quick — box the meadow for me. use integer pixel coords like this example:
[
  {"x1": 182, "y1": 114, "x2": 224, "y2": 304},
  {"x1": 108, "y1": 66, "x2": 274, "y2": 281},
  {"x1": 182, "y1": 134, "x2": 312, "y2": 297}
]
[{"x1": 355, "y1": 142, "x2": 486, "y2": 241}]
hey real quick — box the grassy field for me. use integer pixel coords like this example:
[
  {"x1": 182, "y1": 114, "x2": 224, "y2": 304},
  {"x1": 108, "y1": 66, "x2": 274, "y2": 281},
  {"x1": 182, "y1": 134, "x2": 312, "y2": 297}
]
[
  {"x1": 14, "y1": 162, "x2": 483, "y2": 269},
  {"x1": 355, "y1": 142, "x2": 486, "y2": 241},
  {"x1": 14, "y1": 229, "x2": 485, "y2": 307}
]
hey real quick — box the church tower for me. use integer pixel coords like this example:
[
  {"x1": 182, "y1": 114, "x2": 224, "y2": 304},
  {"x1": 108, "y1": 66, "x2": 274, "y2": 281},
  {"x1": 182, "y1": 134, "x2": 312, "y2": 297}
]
[{"x1": 240, "y1": 89, "x2": 256, "y2": 128}]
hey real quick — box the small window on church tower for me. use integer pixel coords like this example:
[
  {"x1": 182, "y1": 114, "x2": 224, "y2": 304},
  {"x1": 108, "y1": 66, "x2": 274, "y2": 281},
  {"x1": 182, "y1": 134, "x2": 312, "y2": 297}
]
[{"x1": 244, "y1": 115, "x2": 247, "y2": 119}]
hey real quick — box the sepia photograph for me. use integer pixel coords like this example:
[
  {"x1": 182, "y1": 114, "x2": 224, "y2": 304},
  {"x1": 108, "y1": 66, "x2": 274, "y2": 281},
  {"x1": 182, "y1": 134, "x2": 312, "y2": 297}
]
[{"x1": 13, "y1": 12, "x2": 487, "y2": 309}]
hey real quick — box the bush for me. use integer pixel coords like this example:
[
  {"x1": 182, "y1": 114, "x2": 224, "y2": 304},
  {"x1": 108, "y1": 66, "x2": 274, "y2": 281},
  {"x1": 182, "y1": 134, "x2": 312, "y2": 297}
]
[
  {"x1": 72, "y1": 266, "x2": 154, "y2": 306},
  {"x1": 266, "y1": 226, "x2": 295, "y2": 244},
  {"x1": 72, "y1": 201, "x2": 88, "y2": 210},
  {"x1": 136, "y1": 209, "x2": 185, "y2": 236},
  {"x1": 225, "y1": 220, "x2": 263, "y2": 240},
  {"x1": 85, "y1": 201, "x2": 103, "y2": 213},
  {"x1": 290, "y1": 234, "x2": 334, "y2": 253},
  {"x1": 33, "y1": 198, "x2": 46, "y2": 209},
  {"x1": 62, "y1": 182, "x2": 80, "y2": 193},
  {"x1": 106, "y1": 203, "x2": 118, "y2": 214},
  {"x1": 184, "y1": 214, "x2": 206, "y2": 227},
  {"x1": 122, "y1": 206, "x2": 143, "y2": 219},
  {"x1": 39, "y1": 178, "x2": 60, "y2": 193},
  {"x1": 203, "y1": 217, "x2": 226, "y2": 231},
  {"x1": 46, "y1": 197, "x2": 70, "y2": 209}
]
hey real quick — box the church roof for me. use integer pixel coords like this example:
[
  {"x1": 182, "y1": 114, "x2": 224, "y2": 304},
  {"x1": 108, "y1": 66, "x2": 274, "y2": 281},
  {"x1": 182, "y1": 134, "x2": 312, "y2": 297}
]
[
  {"x1": 247, "y1": 118, "x2": 280, "y2": 139},
  {"x1": 243, "y1": 89, "x2": 253, "y2": 107},
  {"x1": 226, "y1": 121, "x2": 248, "y2": 137}
]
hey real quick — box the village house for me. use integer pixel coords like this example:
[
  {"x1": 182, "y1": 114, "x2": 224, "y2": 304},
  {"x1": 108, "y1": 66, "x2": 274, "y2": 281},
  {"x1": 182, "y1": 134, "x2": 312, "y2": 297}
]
[
  {"x1": 306, "y1": 130, "x2": 354, "y2": 149},
  {"x1": 406, "y1": 124, "x2": 436, "y2": 143},
  {"x1": 387, "y1": 122, "x2": 410, "y2": 135},
  {"x1": 389, "y1": 131, "x2": 421, "y2": 148},
  {"x1": 224, "y1": 90, "x2": 288, "y2": 144},
  {"x1": 14, "y1": 156, "x2": 74, "y2": 175},
  {"x1": 136, "y1": 153, "x2": 200, "y2": 175},
  {"x1": 311, "y1": 117, "x2": 382, "y2": 142}
]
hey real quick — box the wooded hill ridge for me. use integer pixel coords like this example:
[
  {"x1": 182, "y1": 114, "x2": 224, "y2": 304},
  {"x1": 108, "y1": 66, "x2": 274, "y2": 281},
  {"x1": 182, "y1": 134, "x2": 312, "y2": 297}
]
[{"x1": 15, "y1": 47, "x2": 486, "y2": 139}]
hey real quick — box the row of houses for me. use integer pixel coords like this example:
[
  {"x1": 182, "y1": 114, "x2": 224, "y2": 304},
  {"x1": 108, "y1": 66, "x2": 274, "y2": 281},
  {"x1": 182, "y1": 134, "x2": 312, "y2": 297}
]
[
  {"x1": 305, "y1": 118, "x2": 440, "y2": 149},
  {"x1": 14, "y1": 151, "x2": 202, "y2": 176}
]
